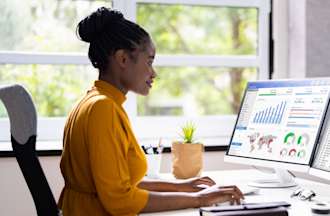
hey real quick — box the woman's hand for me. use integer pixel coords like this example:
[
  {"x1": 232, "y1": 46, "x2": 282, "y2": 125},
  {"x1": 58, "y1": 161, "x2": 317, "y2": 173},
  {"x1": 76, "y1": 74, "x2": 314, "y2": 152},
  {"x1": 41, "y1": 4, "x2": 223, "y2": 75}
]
[
  {"x1": 196, "y1": 185, "x2": 244, "y2": 207},
  {"x1": 177, "y1": 176, "x2": 216, "y2": 192}
]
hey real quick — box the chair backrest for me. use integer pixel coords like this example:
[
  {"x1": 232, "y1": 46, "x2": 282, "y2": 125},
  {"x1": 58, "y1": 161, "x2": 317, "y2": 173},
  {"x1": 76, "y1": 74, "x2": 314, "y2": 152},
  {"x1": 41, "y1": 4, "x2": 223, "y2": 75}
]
[{"x1": 0, "y1": 84, "x2": 59, "y2": 216}]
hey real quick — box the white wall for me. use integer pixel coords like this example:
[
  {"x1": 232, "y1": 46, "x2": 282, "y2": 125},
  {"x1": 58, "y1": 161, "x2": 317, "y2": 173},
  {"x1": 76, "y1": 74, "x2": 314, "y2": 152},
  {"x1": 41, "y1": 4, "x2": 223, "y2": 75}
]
[
  {"x1": 273, "y1": 0, "x2": 330, "y2": 78},
  {"x1": 0, "y1": 152, "x2": 247, "y2": 216},
  {"x1": 273, "y1": 0, "x2": 306, "y2": 78},
  {"x1": 0, "y1": 156, "x2": 63, "y2": 216},
  {"x1": 1, "y1": 152, "x2": 329, "y2": 216}
]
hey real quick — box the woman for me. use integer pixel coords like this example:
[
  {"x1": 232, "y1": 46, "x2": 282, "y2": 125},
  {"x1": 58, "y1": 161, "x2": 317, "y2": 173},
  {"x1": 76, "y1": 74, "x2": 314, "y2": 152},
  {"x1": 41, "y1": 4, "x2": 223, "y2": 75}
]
[{"x1": 58, "y1": 7, "x2": 244, "y2": 216}]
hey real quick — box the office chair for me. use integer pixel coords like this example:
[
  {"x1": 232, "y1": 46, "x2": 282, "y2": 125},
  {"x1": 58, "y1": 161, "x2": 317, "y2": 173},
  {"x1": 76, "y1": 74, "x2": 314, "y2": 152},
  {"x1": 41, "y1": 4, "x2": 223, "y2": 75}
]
[{"x1": 0, "y1": 84, "x2": 59, "y2": 216}]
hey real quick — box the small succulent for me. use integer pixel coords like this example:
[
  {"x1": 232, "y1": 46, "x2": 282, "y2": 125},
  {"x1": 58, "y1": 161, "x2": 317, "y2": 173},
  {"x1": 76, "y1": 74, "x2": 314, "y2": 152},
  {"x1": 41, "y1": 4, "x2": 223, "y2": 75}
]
[{"x1": 180, "y1": 122, "x2": 196, "y2": 143}]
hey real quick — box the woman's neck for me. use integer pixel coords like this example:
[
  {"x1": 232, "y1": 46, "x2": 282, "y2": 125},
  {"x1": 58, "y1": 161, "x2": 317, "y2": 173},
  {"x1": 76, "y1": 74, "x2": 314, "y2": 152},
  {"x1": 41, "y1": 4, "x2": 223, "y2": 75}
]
[{"x1": 99, "y1": 72, "x2": 128, "y2": 95}]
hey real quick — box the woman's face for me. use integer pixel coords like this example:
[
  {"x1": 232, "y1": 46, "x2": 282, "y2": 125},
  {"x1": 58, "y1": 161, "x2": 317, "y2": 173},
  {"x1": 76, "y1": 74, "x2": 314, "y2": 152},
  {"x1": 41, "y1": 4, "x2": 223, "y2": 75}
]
[{"x1": 122, "y1": 40, "x2": 156, "y2": 96}]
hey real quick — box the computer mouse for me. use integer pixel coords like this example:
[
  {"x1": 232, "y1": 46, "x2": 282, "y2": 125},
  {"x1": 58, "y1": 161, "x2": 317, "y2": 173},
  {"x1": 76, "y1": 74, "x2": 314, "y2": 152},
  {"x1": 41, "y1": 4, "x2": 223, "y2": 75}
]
[{"x1": 311, "y1": 201, "x2": 330, "y2": 214}]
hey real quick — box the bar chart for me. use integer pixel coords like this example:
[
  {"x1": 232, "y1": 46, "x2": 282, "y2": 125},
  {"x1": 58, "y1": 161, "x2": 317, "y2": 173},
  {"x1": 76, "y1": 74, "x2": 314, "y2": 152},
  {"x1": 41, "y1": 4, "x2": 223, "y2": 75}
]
[{"x1": 252, "y1": 101, "x2": 287, "y2": 124}]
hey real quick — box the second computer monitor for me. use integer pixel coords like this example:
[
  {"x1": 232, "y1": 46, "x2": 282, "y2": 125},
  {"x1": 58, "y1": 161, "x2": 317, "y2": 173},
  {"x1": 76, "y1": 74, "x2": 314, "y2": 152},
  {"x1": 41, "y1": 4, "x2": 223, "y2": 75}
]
[
  {"x1": 224, "y1": 78, "x2": 330, "y2": 187},
  {"x1": 309, "y1": 98, "x2": 330, "y2": 181}
]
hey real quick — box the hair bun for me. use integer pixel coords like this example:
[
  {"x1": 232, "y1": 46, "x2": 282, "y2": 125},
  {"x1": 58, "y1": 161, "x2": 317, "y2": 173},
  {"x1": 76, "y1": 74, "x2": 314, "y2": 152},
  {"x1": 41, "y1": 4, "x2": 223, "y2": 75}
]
[{"x1": 77, "y1": 7, "x2": 124, "y2": 43}]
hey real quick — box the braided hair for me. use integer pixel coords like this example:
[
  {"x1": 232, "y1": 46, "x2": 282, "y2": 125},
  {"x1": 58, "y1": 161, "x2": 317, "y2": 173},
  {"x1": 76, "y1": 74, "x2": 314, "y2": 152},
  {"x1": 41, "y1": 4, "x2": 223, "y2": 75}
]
[{"x1": 77, "y1": 7, "x2": 150, "y2": 73}]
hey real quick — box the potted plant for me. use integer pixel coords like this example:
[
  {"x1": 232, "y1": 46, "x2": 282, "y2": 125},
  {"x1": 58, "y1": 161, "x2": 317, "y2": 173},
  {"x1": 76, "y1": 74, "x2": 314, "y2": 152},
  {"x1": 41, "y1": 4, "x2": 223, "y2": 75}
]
[{"x1": 171, "y1": 122, "x2": 204, "y2": 179}]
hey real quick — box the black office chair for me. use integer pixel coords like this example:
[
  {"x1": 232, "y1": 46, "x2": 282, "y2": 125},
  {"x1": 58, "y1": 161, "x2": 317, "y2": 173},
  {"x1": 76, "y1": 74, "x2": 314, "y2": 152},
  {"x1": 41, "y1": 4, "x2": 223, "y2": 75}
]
[{"x1": 0, "y1": 84, "x2": 59, "y2": 216}]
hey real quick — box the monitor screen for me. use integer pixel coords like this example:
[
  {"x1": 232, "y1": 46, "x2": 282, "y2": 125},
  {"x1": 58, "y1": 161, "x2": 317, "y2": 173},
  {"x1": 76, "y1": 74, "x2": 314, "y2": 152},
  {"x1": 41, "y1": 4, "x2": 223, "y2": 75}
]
[
  {"x1": 227, "y1": 79, "x2": 330, "y2": 166},
  {"x1": 310, "y1": 101, "x2": 330, "y2": 179}
]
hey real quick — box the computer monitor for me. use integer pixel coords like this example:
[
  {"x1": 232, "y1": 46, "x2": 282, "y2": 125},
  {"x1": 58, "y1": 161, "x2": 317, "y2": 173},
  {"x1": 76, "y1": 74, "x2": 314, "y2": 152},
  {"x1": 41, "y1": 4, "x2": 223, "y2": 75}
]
[
  {"x1": 224, "y1": 78, "x2": 330, "y2": 188},
  {"x1": 309, "y1": 101, "x2": 330, "y2": 181}
]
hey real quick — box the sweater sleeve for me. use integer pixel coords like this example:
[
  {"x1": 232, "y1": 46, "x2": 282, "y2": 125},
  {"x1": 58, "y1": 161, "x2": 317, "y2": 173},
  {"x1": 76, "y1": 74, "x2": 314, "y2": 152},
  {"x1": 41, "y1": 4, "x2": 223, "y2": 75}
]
[{"x1": 86, "y1": 99, "x2": 149, "y2": 215}]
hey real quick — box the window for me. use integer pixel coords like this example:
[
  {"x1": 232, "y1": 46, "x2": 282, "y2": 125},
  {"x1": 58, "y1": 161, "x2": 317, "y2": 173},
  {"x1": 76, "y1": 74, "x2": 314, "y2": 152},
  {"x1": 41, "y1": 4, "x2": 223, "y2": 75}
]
[
  {"x1": 116, "y1": 0, "x2": 270, "y2": 147},
  {"x1": 0, "y1": 0, "x2": 270, "y2": 151},
  {"x1": 137, "y1": 67, "x2": 257, "y2": 116},
  {"x1": 0, "y1": 0, "x2": 110, "y2": 151}
]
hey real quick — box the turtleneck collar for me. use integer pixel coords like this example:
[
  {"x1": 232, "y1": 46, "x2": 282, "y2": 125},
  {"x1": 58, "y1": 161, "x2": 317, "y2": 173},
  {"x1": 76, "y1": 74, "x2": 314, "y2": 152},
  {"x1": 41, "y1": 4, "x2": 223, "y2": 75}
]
[{"x1": 92, "y1": 80, "x2": 126, "y2": 106}]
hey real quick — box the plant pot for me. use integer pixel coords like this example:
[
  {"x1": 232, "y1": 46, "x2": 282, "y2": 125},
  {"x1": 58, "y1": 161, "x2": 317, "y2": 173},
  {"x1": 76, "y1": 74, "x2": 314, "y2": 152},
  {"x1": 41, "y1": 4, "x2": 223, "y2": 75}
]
[{"x1": 171, "y1": 141, "x2": 204, "y2": 179}]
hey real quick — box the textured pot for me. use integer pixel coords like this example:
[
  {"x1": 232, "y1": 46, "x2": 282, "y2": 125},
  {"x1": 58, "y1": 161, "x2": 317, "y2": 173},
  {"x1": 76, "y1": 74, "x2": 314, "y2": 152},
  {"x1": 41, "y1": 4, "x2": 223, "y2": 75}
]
[{"x1": 171, "y1": 141, "x2": 203, "y2": 179}]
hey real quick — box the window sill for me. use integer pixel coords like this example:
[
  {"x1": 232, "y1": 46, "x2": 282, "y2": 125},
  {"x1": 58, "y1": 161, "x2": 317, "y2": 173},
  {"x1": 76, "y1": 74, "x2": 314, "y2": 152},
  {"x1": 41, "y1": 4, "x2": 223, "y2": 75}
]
[
  {"x1": 162, "y1": 145, "x2": 228, "y2": 153},
  {"x1": 0, "y1": 141, "x2": 228, "y2": 157},
  {"x1": 0, "y1": 140, "x2": 62, "y2": 157}
]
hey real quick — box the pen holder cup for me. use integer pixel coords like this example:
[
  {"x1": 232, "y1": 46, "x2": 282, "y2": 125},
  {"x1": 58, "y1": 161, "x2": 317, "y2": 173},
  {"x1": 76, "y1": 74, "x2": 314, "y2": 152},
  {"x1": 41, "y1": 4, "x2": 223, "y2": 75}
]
[{"x1": 146, "y1": 154, "x2": 162, "y2": 179}]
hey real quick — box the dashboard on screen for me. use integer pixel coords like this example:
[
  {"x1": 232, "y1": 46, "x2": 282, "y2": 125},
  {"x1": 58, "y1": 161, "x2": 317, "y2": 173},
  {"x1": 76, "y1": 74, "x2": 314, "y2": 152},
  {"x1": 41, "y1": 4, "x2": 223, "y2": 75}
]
[{"x1": 227, "y1": 79, "x2": 330, "y2": 165}]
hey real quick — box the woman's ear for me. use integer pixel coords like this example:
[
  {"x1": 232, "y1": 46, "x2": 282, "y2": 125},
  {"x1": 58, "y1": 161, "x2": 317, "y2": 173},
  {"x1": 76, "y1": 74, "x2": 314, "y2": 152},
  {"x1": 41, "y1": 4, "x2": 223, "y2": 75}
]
[{"x1": 113, "y1": 49, "x2": 128, "y2": 68}]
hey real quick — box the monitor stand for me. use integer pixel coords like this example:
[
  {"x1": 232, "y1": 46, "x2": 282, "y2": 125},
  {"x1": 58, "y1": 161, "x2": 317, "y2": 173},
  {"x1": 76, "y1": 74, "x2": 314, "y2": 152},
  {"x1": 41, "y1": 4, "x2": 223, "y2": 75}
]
[{"x1": 248, "y1": 168, "x2": 297, "y2": 188}]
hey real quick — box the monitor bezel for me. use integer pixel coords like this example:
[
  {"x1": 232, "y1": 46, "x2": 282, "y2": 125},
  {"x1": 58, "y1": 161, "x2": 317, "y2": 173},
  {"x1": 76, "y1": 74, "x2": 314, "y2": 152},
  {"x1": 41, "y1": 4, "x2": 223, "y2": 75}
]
[
  {"x1": 308, "y1": 95, "x2": 330, "y2": 181},
  {"x1": 225, "y1": 78, "x2": 330, "y2": 171}
]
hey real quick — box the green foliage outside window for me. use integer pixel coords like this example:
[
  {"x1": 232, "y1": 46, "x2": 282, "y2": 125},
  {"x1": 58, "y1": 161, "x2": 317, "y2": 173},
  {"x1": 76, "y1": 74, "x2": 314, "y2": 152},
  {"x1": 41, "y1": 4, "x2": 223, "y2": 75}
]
[
  {"x1": 137, "y1": 67, "x2": 256, "y2": 116},
  {"x1": 137, "y1": 4, "x2": 257, "y2": 55},
  {"x1": 0, "y1": 0, "x2": 106, "y2": 117},
  {"x1": 137, "y1": 4, "x2": 258, "y2": 116},
  {"x1": 0, "y1": 64, "x2": 97, "y2": 117},
  {"x1": 0, "y1": 0, "x2": 259, "y2": 117}
]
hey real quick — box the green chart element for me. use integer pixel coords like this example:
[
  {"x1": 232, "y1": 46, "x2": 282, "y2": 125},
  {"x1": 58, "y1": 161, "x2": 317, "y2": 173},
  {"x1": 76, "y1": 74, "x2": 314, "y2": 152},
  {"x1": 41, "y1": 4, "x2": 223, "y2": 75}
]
[
  {"x1": 297, "y1": 150, "x2": 306, "y2": 158},
  {"x1": 297, "y1": 133, "x2": 309, "y2": 146},
  {"x1": 284, "y1": 132, "x2": 295, "y2": 144}
]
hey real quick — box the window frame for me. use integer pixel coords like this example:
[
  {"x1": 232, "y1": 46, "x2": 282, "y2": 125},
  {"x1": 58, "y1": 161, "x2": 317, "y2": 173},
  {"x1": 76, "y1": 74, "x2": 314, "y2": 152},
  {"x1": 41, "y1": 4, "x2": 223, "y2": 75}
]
[
  {"x1": 0, "y1": 0, "x2": 271, "y2": 151},
  {"x1": 115, "y1": 0, "x2": 271, "y2": 147}
]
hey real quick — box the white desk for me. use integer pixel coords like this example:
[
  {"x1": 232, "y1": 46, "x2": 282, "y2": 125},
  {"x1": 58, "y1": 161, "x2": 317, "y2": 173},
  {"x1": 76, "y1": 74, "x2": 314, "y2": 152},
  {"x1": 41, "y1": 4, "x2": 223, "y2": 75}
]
[{"x1": 140, "y1": 169, "x2": 330, "y2": 216}]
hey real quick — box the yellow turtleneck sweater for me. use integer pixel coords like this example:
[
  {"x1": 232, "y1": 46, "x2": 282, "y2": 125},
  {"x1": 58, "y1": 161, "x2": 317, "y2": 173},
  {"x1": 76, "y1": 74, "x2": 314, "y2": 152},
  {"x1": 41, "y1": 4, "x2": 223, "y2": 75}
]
[{"x1": 58, "y1": 80, "x2": 149, "y2": 216}]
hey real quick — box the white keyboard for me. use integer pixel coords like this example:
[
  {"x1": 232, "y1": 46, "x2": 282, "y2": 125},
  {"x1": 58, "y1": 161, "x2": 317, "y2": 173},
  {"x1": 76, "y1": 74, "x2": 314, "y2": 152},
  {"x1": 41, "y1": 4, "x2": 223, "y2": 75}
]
[{"x1": 198, "y1": 184, "x2": 260, "y2": 196}]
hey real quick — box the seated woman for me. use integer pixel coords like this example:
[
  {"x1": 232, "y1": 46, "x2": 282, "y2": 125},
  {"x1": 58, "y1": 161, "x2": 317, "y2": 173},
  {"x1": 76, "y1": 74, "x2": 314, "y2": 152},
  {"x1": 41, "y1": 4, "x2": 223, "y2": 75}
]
[{"x1": 58, "y1": 7, "x2": 243, "y2": 216}]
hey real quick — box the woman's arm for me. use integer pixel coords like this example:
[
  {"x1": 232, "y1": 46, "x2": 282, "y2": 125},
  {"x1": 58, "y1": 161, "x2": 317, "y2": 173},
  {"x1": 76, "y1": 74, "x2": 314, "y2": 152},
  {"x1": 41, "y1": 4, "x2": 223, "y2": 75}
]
[
  {"x1": 140, "y1": 185, "x2": 244, "y2": 213},
  {"x1": 138, "y1": 180, "x2": 179, "y2": 192},
  {"x1": 138, "y1": 176, "x2": 216, "y2": 192}
]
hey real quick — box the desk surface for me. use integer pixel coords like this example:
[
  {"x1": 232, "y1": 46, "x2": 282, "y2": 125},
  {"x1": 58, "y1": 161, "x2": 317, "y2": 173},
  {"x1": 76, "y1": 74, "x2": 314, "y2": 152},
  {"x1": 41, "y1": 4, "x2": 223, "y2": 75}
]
[{"x1": 140, "y1": 169, "x2": 330, "y2": 216}]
